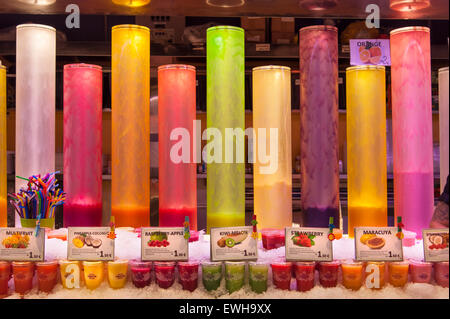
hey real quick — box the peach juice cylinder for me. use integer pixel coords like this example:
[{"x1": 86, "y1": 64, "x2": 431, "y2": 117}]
[{"x1": 438, "y1": 67, "x2": 449, "y2": 192}]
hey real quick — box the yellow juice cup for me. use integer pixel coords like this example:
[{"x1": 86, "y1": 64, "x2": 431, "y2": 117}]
[
  {"x1": 341, "y1": 260, "x2": 363, "y2": 290},
  {"x1": 83, "y1": 261, "x2": 104, "y2": 290},
  {"x1": 388, "y1": 261, "x2": 409, "y2": 287},
  {"x1": 366, "y1": 261, "x2": 385, "y2": 289},
  {"x1": 107, "y1": 259, "x2": 128, "y2": 289},
  {"x1": 59, "y1": 260, "x2": 82, "y2": 289}
]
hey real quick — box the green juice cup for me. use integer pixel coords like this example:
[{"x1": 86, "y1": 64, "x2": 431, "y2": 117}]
[
  {"x1": 249, "y1": 262, "x2": 268, "y2": 293},
  {"x1": 225, "y1": 261, "x2": 246, "y2": 294},
  {"x1": 202, "y1": 261, "x2": 223, "y2": 291}
]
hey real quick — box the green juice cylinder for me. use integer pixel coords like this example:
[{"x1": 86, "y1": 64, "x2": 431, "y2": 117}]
[{"x1": 206, "y1": 26, "x2": 245, "y2": 232}]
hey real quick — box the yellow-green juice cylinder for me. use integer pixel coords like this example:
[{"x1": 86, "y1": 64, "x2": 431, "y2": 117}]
[
  {"x1": 206, "y1": 26, "x2": 245, "y2": 232},
  {"x1": 346, "y1": 65, "x2": 387, "y2": 237},
  {"x1": 0, "y1": 65, "x2": 6, "y2": 227}
]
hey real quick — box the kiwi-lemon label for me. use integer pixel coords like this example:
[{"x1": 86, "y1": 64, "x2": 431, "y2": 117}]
[
  {"x1": 285, "y1": 227, "x2": 333, "y2": 262},
  {"x1": 0, "y1": 228, "x2": 45, "y2": 261},
  {"x1": 68, "y1": 227, "x2": 115, "y2": 261},
  {"x1": 350, "y1": 39, "x2": 391, "y2": 66},
  {"x1": 141, "y1": 227, "x2": 188, "y2": 261},
  {"x1": 422, "y1": 229, "x2": 449, "y2": 262},
  {"x1": 355, "y1": 227, "x2": 403, "y2": 262},
  {"x1": 210, "y1": 226, "x2": 257, "y2": 262}
]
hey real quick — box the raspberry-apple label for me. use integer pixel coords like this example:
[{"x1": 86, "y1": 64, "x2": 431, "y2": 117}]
[
  {"x1": 210, "y1": 226, "x2": 257, "y2": 262},
  {"x1": 285, "y1": 227, "x2": 332, "y2": 262},
  {"x1": 350, "y1": 39, "x2": 391, "y2": 66},
  {"x1": 67, "y1": 227, "x2": 115, "y2": 261},
  {"x1": 422, "y1": 229, "x2": 449, "y2": 262},
  {"x1": 0, "y1": 227, "x2": 45, "y2": 261},
  {"x1": 354, "y1": 227, "x2": 403, "y2": 262},
  {"x1": 141, "y1": 227, "x2": 188, "y2": 261}
]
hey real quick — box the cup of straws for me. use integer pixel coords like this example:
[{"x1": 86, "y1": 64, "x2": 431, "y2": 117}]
[{"x1": 9, "y1": 172, "x2": 66, "y2": 230}]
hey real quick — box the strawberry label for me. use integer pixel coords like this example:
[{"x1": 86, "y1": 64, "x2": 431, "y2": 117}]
[
  {"x1": 422, "y1": 229, "x2": 449, "y2": 262},
  {"x1": 350, "y1": 39, "x2": 391, "y2": 66},
  {"x1": 285, "y1": 227, "x2": 332, "y2": 262},
  {"x1": 141, "y1": 227, "x2": 188, "y2": 261},
  {"x1": 0, "y1": 227, "x2": 45, "y2": 261}
]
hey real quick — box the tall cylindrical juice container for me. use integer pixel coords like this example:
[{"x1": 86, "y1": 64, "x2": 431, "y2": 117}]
[
  {"x1": 0, "y1": 64, "x2": 6, "y2": 227},
  {"x1": 439, "y1": 67, "x2": 449, "y2": 192},
  {"x1": 63, "y1": 64, "x2": 103, "y2": 227},
  {"x1": 206, "y1": 26, "x2": 245, "y2": 232},
  {"x1": 299, "y1": 25, "x2": 340, "y2": 228},
  {"x1": 15, "y1": 24, "x2": 55, "y2": 227},
  {"x1": 346, "y1": 65, "x2": 387, "y2": 237},
  {"x1": 252, "y1": 66, "x2": 292, "y2": 229},
  {"x1": 390, "y1": 27, "x2": 433, "y2": 237},
  {"x1": 111, "y1": 25, "x2": 150, "y2": 227},
  {"x1": 158, "y1": 64, "x2": 197, "y2": 230}
]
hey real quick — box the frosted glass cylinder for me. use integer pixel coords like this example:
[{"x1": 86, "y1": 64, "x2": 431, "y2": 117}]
[
  {"x1": 63, "y1": 64, "x2": 103, "y2": 227},
  {"x1": 346, "y1": 66, "x2": 387, "y2": 238},
  {"x1": 252, "y1": 66, "x2": 292, "y2": 230},
  {"x1": 299, "y1": 25, "x2": 340, "y2": 228},
  {"x1": 15, "y1": 24, "x2": 56, "y2": 227},
  {"x1": 111, "y1": 25, "x2": 150, "y2": 228},
  {"x1": 390, "y1": 27, "x2": 433, "y2": 237},
  {"x1": 439, "y1": 67, "x2": 449, "y2": 192},
  {"x1": 206, "y1": 26, "x2": 245, "y2": 232},
  {"x1": 0, "y1": 65, "x2": 6, "y2": 227},
  {"x1": 158, "y1": 64, "x2": 197, "y2": 230}
]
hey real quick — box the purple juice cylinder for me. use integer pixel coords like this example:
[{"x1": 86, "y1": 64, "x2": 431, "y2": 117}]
[{"x1": 299, "y1": 25, "x2": 340, "y2": 228}]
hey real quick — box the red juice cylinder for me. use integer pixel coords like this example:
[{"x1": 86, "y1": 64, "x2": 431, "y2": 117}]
[
  {"x1": 270, "y1": 261, "x2": 292, "y2": 290},
  {"x1": 0, "y1": 261, "x2": 10, "y2": 298},
  {"x1": 178, "y1": 261, "x2": 199, "y2": 292},
  {"x1": 158, "y1": 65, "x2": 197, "y2": 230},
  {"x1": 295, "y1": 261, "x2": 316, "y2": 292},
  {"x1": 434, "y1": 261, "x2": 449, "y2": 288},
  {"x1": 318, "y1": 261, "x2": 340, "y2": 288},
  {"x1": 36, "y1": 260, "x2": 58, "y2": 293},
  {"x1": 154, "y1": 261, "x2": 176, "y2": 289},
  {"x1": 261, "y1": 229, "x2": 285, "y2": 250},
  {"x1": 130, "y1": 259, "x2": 152, "y2": 288},
  {"x1": 409, "y1": 259, "x2": 433, "y2": 283},
  {"x1": 390, "y1": 27, "x2": 433, "y2": 238},
  {"x1": 12, "y1": 261, "x2": 34, "y2": 295},
  {"x1": 299, "y1": 26, "x2": 340, "y2": 228},
  {"x1": 63, "y1": 63, "x2": 103, "y2": 227}
]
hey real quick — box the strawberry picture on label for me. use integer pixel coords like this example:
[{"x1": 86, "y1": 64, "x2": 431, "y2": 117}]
[{"x1": 292, "y1": 233, "x2": 316, "y2": 247}]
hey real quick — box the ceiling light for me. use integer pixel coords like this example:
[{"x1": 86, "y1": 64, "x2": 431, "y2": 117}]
[
  {"x1": 206, "y1": 0, "x2": 245, "y2": 8},
  {"x1": 390, "y1": 0, "x2": 430, "y2": 12},
  {"x1": 112, "y1": 0, "x2": 151, "y2": 8},
  {"x1": 17, "y1": 0, "x2": 56, "y2": 5},
  {"x1": 299, "y1": 0, "x2": 338, "y2": 11}
]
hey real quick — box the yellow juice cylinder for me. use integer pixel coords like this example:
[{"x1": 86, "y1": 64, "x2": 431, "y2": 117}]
[
  {"x1": 82, "y1": 261, "x2": 104, "y2": 290},
  {"x1": 59, "y1": 260, "x2": 82, "y2": 289},
  {"x1": 0, "y1": 65, "x2": 6, "y2": 227},
  {"x1": 107, "y1": 259, "x2": 128, "y2": 289},
  {"x1": 346, "y1": 66, "x2": 387, "y2": 237},
  {"x1": 388, "y1": 261, "x2": 409, "y2": 287},
  {"x1": 252, "y1": 66, "x2": 292, "y2": 229},
  {"x1": 111, "y1": 25, "x2": 150, "y2": 227}
]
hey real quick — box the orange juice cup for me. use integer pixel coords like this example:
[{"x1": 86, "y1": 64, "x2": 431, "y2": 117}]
[
  {"x1": 0, "y1": 261, "x2": 11, "y2": 298},
  {"x1": 107, "y1": 259, "x2": 129, "y2": 289},
  {"x1": 83, "y1": 261, "x2": 104, "y2": 290},
  {"x1": 59, "y1": 260, "x2": 82, "y2": 289},
  {"x1": 340, "y1": 260, "x2": 363, "y2": 290},
  {"x1": 388, "y1": 261, "x2": 409, "y2": 287},
  {"x1": 36, "y1": 260, "x2": 58, "y2": 293},
  {"x1": 12, "y1": 261, "x2": 35, "y2": 295},
  {"x1": 365, "y1": 261, "x2": 385, "y2": 289}
]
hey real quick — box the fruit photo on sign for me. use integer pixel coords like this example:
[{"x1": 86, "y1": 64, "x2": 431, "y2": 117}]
[
  {"x1": 217, "y1": 232, "x2": 248, "y2": 248},
  {"x1": 358, "y1": 42, "x2": 382, "y2": 64},
  {"x1": 291, "y1": 233, "x2": 315, "y2": 247},
  {"x1": 360, "y1": 234, "x2": 385, "y2": 249},
  {"x1": 428, "y1": 234, "x2": 449, "y2": 250},
  {"x1": 147, "y1": 232, "x2": 170, "y2": 247}
]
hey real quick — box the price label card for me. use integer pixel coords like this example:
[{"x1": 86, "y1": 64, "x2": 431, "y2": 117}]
[
  {"x1": 141, "y1": 227, "x2": 188, "y2": 261},
  {"x1": 355, "y1": 227, "x2": 403, "y2": 262},
  {"x1": 285, "y1": 227, "x2": 332, "y2": 262},
  {"x1": 422, "y1": 229, "x2": 449, "y2": 262},
  {"x1": 210, "y1": 226, "x2": 257, "y2": 262},
  {"x1": 0, "y1": 228, "x2": 45, "y2": 261},
  {"x1": 350, "y1": 39, "x2": 391, "y2": 66},
  {"x1": 67, "y1": 227, "x2": 114, "y2": 261}
]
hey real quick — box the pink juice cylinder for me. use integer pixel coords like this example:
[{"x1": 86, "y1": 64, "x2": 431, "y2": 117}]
[
  {"x1": 63, "y1": 64, "x2": 103, "y2": 227},
  {"x1": 178, "y1": 261, "x2": 199, "y2": 292},
  {"x1": 390, "y1": 27, "x2": 433, "y2": 238},
  {"x1": 409, "y1": 259, "x2": 433, "y2": 283},
  {"x1": 154, "y1": 261, "x2": 176, "y2": 289},
  {"x1": 129, "y1": 260, "x2": 152, "y2": 288},
  {"x1": 299, "y1": 26, "x2": 340, "y2": 228},
  {"x1": 434, "y1": 261, "x2": 449, "y2": 288},
  {"x1": 158, "y1": 65, "x2": 197, "y2": 230},
  {"x1": 318, "y1": 261, "x2": 340, "y2": 288},
  {"x1": 294, "y1": 261, "x2": 316, "y2": 292}
]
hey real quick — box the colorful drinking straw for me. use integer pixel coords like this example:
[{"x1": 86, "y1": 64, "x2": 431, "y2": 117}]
[
  {"x1": 0, "y1": 63, "x2": 6, "y2": 227},
  {"x1": 439, "y1": 67, "x2": 449, "y2": 192}
]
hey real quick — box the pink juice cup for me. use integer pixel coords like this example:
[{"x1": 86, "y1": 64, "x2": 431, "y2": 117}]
[
  {"x1": 0, "y1": 261, "x2": 11, "y2": 298},
  {"x1": 130, "y1": 260, "x2": 152, "y2": 288},
  {"x1": 261, "y1": 229, "x2": 285, "y2": 250},
  {"x1": 318, "y1": 261, "x2": 340, "y2": 288},
  {"x1": 295, "y1": 261, "x2": 316, "y2": 292},
  {"x1": 154, "y1": 261, "x2": 176, "y2": 289},
  {"x1": 178, "y1": 261, "x2": 199, "y2": 292},
  {"x1": 409, "y1": 259, "x2": 433, "y2": 283},
  {"x1": 434, "y1": 261, "x2": 449, "y2": 288},
  {"x1": 270, "y1": 261, "x2": 292, "y2": 290}
]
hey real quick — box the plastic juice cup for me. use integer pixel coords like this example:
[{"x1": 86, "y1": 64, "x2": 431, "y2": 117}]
[
  {"x1": 270, "y1": 261, "x2": 292, "y2": 290},
  {"x1": 365, "y1": 261, "x2": 385, "y2": 289},
  {"x1": 201, "y1": 261, "x2": 222, "y2": 291},
  {"x1": 154, "y1": 261, "x2": 176, "y2": 289},
  {"x1": 261, "y1": 229, "x2": 285, "y2": 250},
  {"x1": 434, "y1": 261, "x2": 449, "y2": 288},
  {"x1": 294, "y1": 261, "x2": 315, "y2": 292},
  {"x1": 340, "y1": 260, "x2": 363, "y2": 290},
  {"x1": 83, "y1": 261, "x2": 104, "y2": 290},
  {"x1": 0, "y1": 261, "x2": 11, "y2": 298},
  {"x1": 36, "y1": 260, "x2": 58, "y2": 293},
  {"x1": 318, "y1": 261, "x2": 340, "y2": 288},
  {"x1": 107, "y1": 259, "x2": 128, "y2": 289},
  {"x1": 409, "y1": 259, "x2": 432, "y2": 284},
  {"x1": 12, "y1": 261, "x2": 35, "y2": 295},
  {"x1": 178, "y1": 261, "x2": 199, "y2": 292},
  {"x1": 249, "y1": 262, "x2": 268, "y2": 293},
  {"x1": 388, "y1": 261, "x2": 409, "y2": 287},
  {"x1": 129, "y1": 260, "x2": 152, "y2": 288},
  {"x1": 59, "y1": 260, "x2": 81, "y2": 289},
  {"x1": 225, "y1": 261, "x2": 246, "y2": 294}
]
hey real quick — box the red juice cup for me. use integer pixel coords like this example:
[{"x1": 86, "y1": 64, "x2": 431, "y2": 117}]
[
  {"x1": 270, "y1": 261, "x2": 292, "y2": 290},
  {"x1": 295, "y1": 261, "x2": 316, "y2": 292},
  {"x1": 261, "y1": 229, "x2": 285, "y2": 250},
  {"x1": 318, "y1": 261, "x2": 340, "y2": 288},
  {"x1": 178, "y1": 261, "x2": 199, "y2": 292},
  {"x1": 154, "y1": 261, "x2": 176, "y2": 289},
  {"x1": 434, "y1": 261, "x2": 449, "y2": 288},
  {"x1": 409, "y1": 259, "x2": 433, "y2": 283},
  {"x1": 0, "y1": 261, "x2": 11, "y2": 298},
  {"x1": 130, "y1": 260, "x2": 152, "y2": 288},
  {"x1": 36, "y1": 260, "x2": 58, "y2": 293},
  {"x1": 12, "y1": 261, "x2": 35, "y2": 295}
]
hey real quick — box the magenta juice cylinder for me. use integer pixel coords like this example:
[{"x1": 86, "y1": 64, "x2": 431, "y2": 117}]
[
  {"x1": 390, "y1": 27, "x2": 433, "y2": 238},
  {"x1": 63, "y1": 63, "x2": 103, "y2": 227},
  {"x1": 299, "y1": 26, "x2": 340, "y2": 228},
  {"x1": 434, "y1": 262, "x2": 449, "y2": 288},
  {"x1": 178, "y1": 261, "x2": 199, "y2": 292},
  {"x1": 130, "y1": 260, "x2": 152, "y2": 288},
  {"x1": 295, "y1": 261, "x2": 316, "y2": 292},
  {"x1": 154, "y1": 261, "x2": 176, "y2": 289},
  {"x1": 409, "y1": 259, "x2": 433, "y2": 283},
  {"x1": 158, "y1": 65, "x2": 197, "y2": 230},
  {"x1": 318, "y1": 261, "x2": 340, "y2": 288}
]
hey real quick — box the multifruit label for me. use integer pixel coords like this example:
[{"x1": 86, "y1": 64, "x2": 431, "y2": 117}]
[
  {"x1": 67, "y1": 227, "x2": 115, "y2": 261},
  {"x1": 0, "y1": 228, "x2": 45, "y2": 261},
  {"x1": 210, "y1": 226, "x2": 257, "y2": 262},
  {"x1": 285, "y1": 227, "x2": 333, "y2": 262},
  {"x1": 422, "y1": 229, "x2": 449, "y2": 262},
  {"x1": 354, "y1": 227, "x2": 403, "y2": 262},
  {"x1": 141, "y1": 227, "x2": 188, "y2": 261},
  {"x1": 350, "y1": 39, "x2": 391, "y2": 66}
]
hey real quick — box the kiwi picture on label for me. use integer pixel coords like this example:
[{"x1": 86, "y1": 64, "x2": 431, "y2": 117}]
[{"x1": 217, "y1": 232, "x2": 248, "y2": 248}]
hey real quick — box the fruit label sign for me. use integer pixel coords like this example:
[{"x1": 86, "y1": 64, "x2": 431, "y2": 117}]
[
  {"x1": 67, "y1": 227, "x2": 114, "y2": 261},
  {"x1": 350, "y1": 39, "x2": 391, "y2": 66},
  {"x1": 285, "y1": 227, "x2": 333, "y2": 262},
  {"x1": 141, "y1": 227, "x2": 188, "y2": 261},
  {"x1": 0, "y1": 228, "x2": 45, "y2": 261},
  {"x1": 210, "y1": 226, "x2": 257, "y2": 262},
  {"x1": 354, "y1": 227, "x2": 403, "y2": 262},
  {"x1": 422, "y1": 229, "x2": 449, "y2": 262}
]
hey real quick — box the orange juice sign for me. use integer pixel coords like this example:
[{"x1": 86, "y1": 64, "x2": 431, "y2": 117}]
[
  {"x1": 0, "y1": 228, "x2": 45, "y2": 261},
  {"x1": 350, "y1": 39, "x2": 390, "y2": 66}
]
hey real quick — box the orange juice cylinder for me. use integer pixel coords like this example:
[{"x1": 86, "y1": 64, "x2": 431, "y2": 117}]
[
  {"x1": 107, "y1": 259, "x2": 128, "y2": 289},
  {"x1": 388, "y1": 261, "x2": 409, "y2": 287},
  {"x1": 82, "y1": 261, "x2": 104, "y2": 290},
  {"x1": 365, "y1": 261, "x2": 385, "y2": 289},
  {"x1": 0, "y1": 64, "x2": 6, "y2": 227},
  {"x1": 0, "y1": 261, "x2": 11, "y2": 297},
  {"x1": 59, "y1": 260, "x2": 82, "y2": 289},
  {"x1": 36, "y1": 260, "x2": 58, "y2": 293},
  {"x1": 12, "y1": 261, "x2": 35, "y2": 295},
  {"x1": 340, "y1": 260, "x2": 363, "y2": 290}
]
